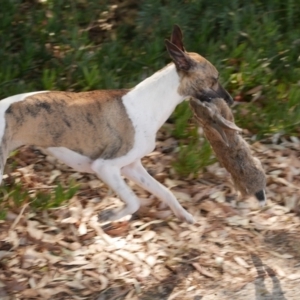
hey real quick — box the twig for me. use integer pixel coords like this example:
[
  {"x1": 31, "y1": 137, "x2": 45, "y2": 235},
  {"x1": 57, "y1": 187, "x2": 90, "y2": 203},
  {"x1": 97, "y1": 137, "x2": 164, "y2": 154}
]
[{"x1": 9, "y1": 202, "x2": 29, "y2": 230}]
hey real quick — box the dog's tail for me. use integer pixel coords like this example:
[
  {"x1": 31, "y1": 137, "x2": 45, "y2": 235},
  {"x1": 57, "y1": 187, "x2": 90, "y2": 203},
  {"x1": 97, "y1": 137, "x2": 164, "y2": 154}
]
[
  {"x1": 0, "y1": 91, "x2": 47, "y2": 185},
  {"x1": 0, "y1": 147, "x2": 6, "y2": 184},
  {"x1": 0, "y1": 98, "x2": 12, "y2": 186},
  {"x1": 0, "y1": 105, "x2": 8, "y2": 186}
]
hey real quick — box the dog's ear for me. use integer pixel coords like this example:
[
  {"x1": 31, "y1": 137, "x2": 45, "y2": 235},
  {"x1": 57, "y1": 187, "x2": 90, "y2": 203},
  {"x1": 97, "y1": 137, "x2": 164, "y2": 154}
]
[
  {"x1": 165, "y1": 40, "x2": 194, "y2": 71},
  {"x1": 170, "y1": 25, "x2": 185, "y2": 52}
]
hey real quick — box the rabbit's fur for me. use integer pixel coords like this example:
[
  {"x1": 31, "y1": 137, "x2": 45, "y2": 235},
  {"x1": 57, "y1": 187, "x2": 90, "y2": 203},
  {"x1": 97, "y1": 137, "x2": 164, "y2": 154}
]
[{"x1": 190, "y1": 97, "x2": 266, "y2": 205}]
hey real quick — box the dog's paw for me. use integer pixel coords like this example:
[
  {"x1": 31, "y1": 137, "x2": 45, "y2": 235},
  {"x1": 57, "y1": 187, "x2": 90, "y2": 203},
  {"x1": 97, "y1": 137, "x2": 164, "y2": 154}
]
[
  {"x1": 98, "y1": 209, "x2": 116, "y2": 222},
  {"x1": 98, "y1": 208, "x2": 133, "y2": 223},
  {"x1": 178, "y1": 211, "x2": 195, "y2": 224},
  {"x1": 184, "y1": 213, "x2": 195, "y2": 224}
]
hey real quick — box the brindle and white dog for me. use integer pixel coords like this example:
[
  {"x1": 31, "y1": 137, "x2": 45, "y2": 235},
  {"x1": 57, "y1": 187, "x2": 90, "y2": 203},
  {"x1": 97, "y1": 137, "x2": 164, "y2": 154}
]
[{"x1": 0, "y1": 26, "x2": 233, "y2": 223}]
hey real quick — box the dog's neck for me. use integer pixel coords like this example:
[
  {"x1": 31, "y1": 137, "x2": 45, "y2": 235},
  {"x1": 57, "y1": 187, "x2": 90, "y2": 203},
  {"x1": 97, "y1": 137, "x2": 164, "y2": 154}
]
[{"x1": 123, "y1": 63, "x2": 185, "y2": 132}]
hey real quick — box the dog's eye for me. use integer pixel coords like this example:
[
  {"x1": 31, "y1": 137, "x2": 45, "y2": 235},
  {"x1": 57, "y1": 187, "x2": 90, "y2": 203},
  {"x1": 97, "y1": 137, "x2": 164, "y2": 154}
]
[
  {"x1": 211, "y1": 79, "x2": 218, "y2": 89},
  {"x1": 212, "y1": 75, "x2": 219, "y2": 86}
]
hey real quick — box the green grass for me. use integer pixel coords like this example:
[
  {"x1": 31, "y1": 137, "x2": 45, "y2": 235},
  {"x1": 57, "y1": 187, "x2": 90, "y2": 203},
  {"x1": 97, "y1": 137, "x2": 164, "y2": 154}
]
[
  {"x1": 173, "y1": 137, "x2": 216, "y2": 177},
  {"x1": 0, "y1": 179, "x2": 79, "y2": 220},
  {"x1": 1, "y1": 0, "x2": 300, "y2": 182}
]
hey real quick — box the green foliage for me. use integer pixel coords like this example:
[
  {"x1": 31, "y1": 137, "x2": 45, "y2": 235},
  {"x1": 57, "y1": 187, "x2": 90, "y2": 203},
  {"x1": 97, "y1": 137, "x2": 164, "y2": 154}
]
[
  {"x1": 5, "y1": 183, "x2": 30, "y2": 207},
  {"x1": 0, "y1": 180, "x2": 79, "y2": 219},
  {"x1": 171, "y1": 102, "x2": 194, "y2": 139},
  {"x1": 31, "y1": 182, "x2": 79, "y2": 210},
  {"x1": 0, "y1": 0, "x2": 299, "y2": 179},
  {"x1": 173, "y1": 138, "x2": 216, "y2": 177},
  {"x1": 0, "y1": 210, "x2": 6, "y2": 220}
]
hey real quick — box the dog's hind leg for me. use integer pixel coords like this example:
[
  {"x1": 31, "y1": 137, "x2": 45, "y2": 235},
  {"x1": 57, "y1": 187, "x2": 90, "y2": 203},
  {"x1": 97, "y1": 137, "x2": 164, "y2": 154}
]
[
  {"x1": 121, "y1": 160, "x2": 194, "y2": 224},
  {"x1": 91, "y1": 160, "x2": 140, "y2": 222}
]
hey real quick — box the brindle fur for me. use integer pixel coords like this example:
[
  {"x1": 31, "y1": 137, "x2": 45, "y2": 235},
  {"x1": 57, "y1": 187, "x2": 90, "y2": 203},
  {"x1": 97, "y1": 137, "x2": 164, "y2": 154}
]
[
  {"x1": 190, "y1": 97, "x2": 266, "y2": 202},
  {"x1": 4, "y1": 90, "x2": 134, "y2": 159}
]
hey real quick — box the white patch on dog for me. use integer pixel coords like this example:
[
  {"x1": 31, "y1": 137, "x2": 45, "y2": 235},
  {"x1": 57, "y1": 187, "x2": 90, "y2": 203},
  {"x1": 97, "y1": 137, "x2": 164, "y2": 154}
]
[
  {"x1": 46, "y1": 147, "x2": 93, "y2": 173},
  {"x1": 91, "y1": 64, "x2": 184, "y2": 171}
]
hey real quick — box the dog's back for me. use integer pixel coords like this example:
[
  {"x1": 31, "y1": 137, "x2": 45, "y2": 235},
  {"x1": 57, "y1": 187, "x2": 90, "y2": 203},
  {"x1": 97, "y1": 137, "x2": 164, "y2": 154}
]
[{"x1": 2, "y1": 90, "x2": 134, "y2": 159}]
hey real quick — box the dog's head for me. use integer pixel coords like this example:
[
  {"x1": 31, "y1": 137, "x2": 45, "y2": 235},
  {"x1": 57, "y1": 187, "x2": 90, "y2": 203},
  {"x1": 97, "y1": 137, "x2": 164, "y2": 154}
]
[{"x1": 165, "y1": 25, "x2": 233, "y2": 106}]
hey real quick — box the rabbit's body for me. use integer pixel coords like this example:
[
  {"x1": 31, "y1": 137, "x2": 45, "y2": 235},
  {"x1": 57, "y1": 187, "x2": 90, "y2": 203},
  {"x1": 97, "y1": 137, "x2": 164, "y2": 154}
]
[{"x1": 190, "y1": 97, "x2": 266, "y2": 204}]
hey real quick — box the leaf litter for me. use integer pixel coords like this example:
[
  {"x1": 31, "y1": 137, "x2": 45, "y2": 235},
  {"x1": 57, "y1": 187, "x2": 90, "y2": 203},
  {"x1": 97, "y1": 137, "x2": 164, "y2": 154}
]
[{"x1": 0, "y1": 129, "x2": 300, "y2": 299}]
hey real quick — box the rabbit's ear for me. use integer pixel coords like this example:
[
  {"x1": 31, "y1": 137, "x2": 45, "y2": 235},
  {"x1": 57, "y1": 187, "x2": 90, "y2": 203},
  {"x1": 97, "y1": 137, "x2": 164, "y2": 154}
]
[
  {"x1": 211, "y1": 114, "x2": 242, "y2": 146},
  {"x1": 215, "y1": 115, "x2": 242, "y2": 132},
  {"x1": 210, "y1": 122, "x2": 230, "y2": 146}
]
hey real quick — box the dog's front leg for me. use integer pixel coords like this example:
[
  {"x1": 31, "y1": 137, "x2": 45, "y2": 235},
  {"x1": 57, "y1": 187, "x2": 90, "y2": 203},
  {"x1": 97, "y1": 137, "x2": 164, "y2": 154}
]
[
  {"x1": 91, "y1": 162, "x2": 140, "y2": 222},
  {"x1": 121, "y1": 160, "x2": 194, "y2": 224}
]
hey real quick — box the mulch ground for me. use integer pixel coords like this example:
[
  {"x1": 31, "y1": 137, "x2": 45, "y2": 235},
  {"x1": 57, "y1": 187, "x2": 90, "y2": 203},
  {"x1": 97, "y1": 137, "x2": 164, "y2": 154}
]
[{"x1": 1, "y1": 126, "x2": 300, "y2": 300}]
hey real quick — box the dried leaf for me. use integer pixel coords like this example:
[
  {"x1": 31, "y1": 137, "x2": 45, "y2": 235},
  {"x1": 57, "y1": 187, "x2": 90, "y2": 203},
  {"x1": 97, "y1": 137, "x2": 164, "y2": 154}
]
[
  {"x1": 1, "y1": 120, "x2": 300, "y2": 299},
  {"x1": 226, "y1": 216, "x2": 249, "y2": 227},
  {"x1": 47, "y1": 169, "x2": 62, "y2": 184},
  {"x1": 192, "y1": 262, "x2": 216, "y2": 278},
  {"x1": 233, "y1": 256, "x2": 250, "y2": 268},
  {"x1": 287, "y1": 273, "x2": 300, "y2": 280},
  {"x1": 269, "y1": 251, "x2": 293, "y2": 259},
  {"x1": 172, "y1": 191, "x2": 191, "y2": 202},
  {"x1": 142, "y1": 230, "x2": 156, "y2": 242}
]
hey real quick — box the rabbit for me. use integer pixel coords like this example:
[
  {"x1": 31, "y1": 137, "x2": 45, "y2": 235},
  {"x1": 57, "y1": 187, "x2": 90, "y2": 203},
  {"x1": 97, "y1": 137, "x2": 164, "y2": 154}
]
[{"x1": 190, "y1": 97, "x2": 266, "y2": 205}]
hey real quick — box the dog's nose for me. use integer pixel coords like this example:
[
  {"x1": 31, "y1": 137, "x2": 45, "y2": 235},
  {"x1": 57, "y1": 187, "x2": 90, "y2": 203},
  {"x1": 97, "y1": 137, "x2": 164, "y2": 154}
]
[{"x1": 217, "y1": 85, "x2": 233, "y2": 105}]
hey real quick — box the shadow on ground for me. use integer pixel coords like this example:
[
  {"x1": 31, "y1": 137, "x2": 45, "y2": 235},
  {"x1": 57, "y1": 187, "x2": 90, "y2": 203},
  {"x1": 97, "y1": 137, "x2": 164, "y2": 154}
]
[{"x1": 251, "y1": 254, "x2": 287, "y2": 300}]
